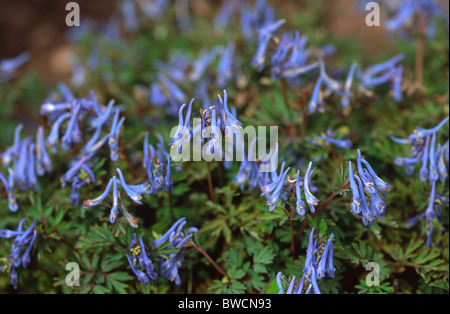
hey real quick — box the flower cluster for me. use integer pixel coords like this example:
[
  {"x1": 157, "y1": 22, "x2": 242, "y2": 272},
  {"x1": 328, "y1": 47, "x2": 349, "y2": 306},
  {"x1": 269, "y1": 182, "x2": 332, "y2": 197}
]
[
  {"x1": 276, "y1": 228, "x2": 335, "y2": 294},
  {"x1": 0, "y1": 122, "x2": 54, "y2": 211},
  {"x1": 358, "y1": 54, "x2": 405, "y2": 102},
  {"x1": 144, "y1": 132, "x2": 173, "y2": 194},
  {"x1": 385, "y1": 0, "x2": 446, "y2": 38},
  {"x1": 216, "y1": 0, "x2": 276, "y2": 40},
  {"x1": 249, "y1": 13, "x2": 405, "y2": 114},
  {"x1": 348, "y1": 149, "x2": 392, "y2": 227},
  {"x1": 392, "y1": 116, "x2": 449, "y2": 181},
  {"x1": 169, "y1": 90, "x2": 242, "y2": 161},
  {"x1": 260, "y1": 161, "x2": 291, "y2": 212},
  {"x1": 0, "y1": 219, "x2": 37, "y2": 285},
  {"x1": 392, "y1": 116, "x2": 449, "y2": 245},
  {"x1": 232, "y1": 139, "x2": 276, "y2": 192},
  {"x1": 82, "y1": 168, "x2": 151, "y2": 227},
  {"x1": 40, "y1": 84, "x2": 126, "y2": 204},
  {"x1": 126, "y1": 233, "x2": 158, "y2": 285},
  {"x1": 127, "y1": 218, "x2": 197, "y2": 286},
  {"x1": 233, "y1": 147, "x2": 321, "y2": 216}
]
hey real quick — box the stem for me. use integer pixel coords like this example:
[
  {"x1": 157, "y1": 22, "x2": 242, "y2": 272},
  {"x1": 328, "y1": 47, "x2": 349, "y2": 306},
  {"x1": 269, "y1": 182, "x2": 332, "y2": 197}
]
[
  {"x1": 415, "y1": 11, "x2": 426, "y2": 91},
  {"x1": 289, "y1": 207, "x2": 296, "y2": 256},
  {"x1": 294, "y1": 182, "x2": 349, "y2": 243},
  {"x1": 206, "y1": 162, "x2": 215, "y2": 202},
  {"x1": 280, "y1": 79, "x2": 291, "y2": 110},
  {"x1": 217, "y1": 161, "x2": 224, "y2": 187},
  {"x1": 300, "y1": 110, "x2": 307, "y2": 143},
  {"x1": 168, "y1": 191, "x2": 175, "y2": 223},
  {"x1": 189, "y1": 242, "x2": 229, "y2": 280}
]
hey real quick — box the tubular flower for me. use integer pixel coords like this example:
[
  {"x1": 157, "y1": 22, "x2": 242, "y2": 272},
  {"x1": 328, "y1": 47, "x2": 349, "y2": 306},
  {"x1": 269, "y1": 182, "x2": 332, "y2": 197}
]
[
  {"x1": 347, "y1": 150, "x2": 392, "y2": 226},
  {"x1": 0, "y1": 52, "x2": 30, "y2": 82},
  {"x1": 169, "y1": 99, "x2": 194, "y2": 154},
  {"x1": 277, "y1": 228, "x2": 334, "y2": 294},
  {"x1": 0, "y1": 219, "x2": 37, "y2": 286},
  {"x1": 148, "y1": 218, "x2": 198, "y2": 285},
  {"x1": 304, "y1": 162, "x2": 319, "y2": 213},
  {"x1": 216, "y1": 42, "x2": 235, "y2": 88},
  {"x1": 392, "y1": 117, "x2": 448, "y2": 245},
  {"x1": 260, "y1": 162, "x2": 290, "y2": 212},
  {"x1": 310, "y1": 128, "x2": 353, "y2": 150},
  {"x1": 143, "y1": 133, "x2": 173, "y2": 194},
  {"x1": 348, "y1": 162, "x2": 362, "y2": 215},
  {"x1": 126, "y1": 234, "x2": 158, "y2": 285},
  {"x1": 108, "y1": 109, "x2": 126, "y2": 162},
  {"x1": 295, "y1": 170, "x2": 305, "y2": 216},
  {"x1": 251, "y1": 19, "x2": 286, "y2": 71},
  {"x1": 35, "y1": 126, "x2": 52, "y2": 176},
  {"x1": 82, "y1": 171, "x2": 149, "y2": 227}
]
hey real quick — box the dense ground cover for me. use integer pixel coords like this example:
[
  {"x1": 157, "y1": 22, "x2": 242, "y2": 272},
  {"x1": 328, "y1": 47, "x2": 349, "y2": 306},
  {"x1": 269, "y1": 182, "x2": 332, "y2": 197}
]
[{"x1": 0, "y1": 0, "x2": 449, "y2": 294}]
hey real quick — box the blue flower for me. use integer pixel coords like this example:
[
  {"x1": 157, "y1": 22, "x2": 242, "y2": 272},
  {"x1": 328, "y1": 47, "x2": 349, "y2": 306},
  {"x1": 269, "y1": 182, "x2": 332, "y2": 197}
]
[
  {"x1": 90, "y1": 99, "x2": 115, "y2": 129},
  {"x1": 309, "y1": 76, "x2": 324, "y2": 114},
  {"x1": 0, "y1": 218, "x2": 37, "y2": 286},
  {"x1": 2, "y1": 169, "x2": 18, "y2": 212},
  {"x1": 60, "y1": 156, "x2": 90, "y2": 188},
  {"x1": 260, "y1": 162, "x2": 290, "y2": 212},
  {"x1": 316, "y1": 136, "x2": 352, "y2": 149},
  {"x1": 35, "y1": 126, "x2": 52, "y2": 176},
  {"x1": 295, "y1": 170, "x2": 305, "y2": 216},
  {"x1": 157, "y1": 74, "x2": 186, "y2": 106},
  {"x1": 425, "y1": 180, "x2": 436, "y2": 221},
  {"x1": 82, "y1": 178, "x2": 114, "y2": 208},
  {"x1": 413, "y1": 116, "x2": 449, "y2": 139},
  {"x1": 149, "y1": 218, "x2": 197, "y2": 285},
  {"x1": 1, "y1": 124, "x2": 24, "y2": 167},
  {"x1": 340, "y1": 63, "x2": 358, "y2": 108},
  {"x1": 354, "y1": 175, "x2": 376, "y2": 227},
  {"x1": 126, "y1": 255, "x2": 149, "y2": 285},
  {"x1": 437, "y1": 141, "x2": 449, "y2": 183},
  {"x1": 251, "y1": 19, "x2": 286, "y2": 71},
  {"x1": 277, "y1": 228, "x2": 334, "y2": 294},
  {"x1": 351, "y1": 148, "x2": 392, "y2": 225},
  {"x1": 46, "y1": 113, "x2": 71, "y2": 154},
  {"x1": 429, "y1": 132, "x2": 439, "y2": 181},
  {"x1": 0, "y1": 52, "x2": 30, "y2": 82},
  {"x1": 218, "y1": 89, "x2": 242, "y2": 129},
  {"x1": 348, "y1": 162, "x2": 362, "y2": 215},
  {"x1": 304, "y1": 162, "x2": 319, "y2": 213},
  {"x1": 216, "y1": 43, "x2": 235, "y2": 88},
  {"x1": 190, "y1": 47, "x2": 221, "y2": 82},
  {"x1": 26, "y1": 143, "x2": 38, "y2": 191},
  {"x1": 419, "y1": 136, "x2": 430, "y2": 181},
  {"x1": 169, "y1": 99, "x2": 194, "y2": 154},
  {"x1": 392, "y1": 64, "x2": 404, "y2": 101},
  {"x1": 110, "y1": 176, "x2": 119, "y2": 223},
  {"x1": 61, "y1": 103, "x2": 81, "y2": 151},
  {"x1": 108, "y1": 109, "x2": 125, "y2": 162}
]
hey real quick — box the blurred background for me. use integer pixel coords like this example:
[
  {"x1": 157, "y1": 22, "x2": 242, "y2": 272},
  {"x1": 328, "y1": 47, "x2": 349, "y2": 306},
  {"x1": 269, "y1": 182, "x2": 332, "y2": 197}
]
[{"x1": 0, "y1": 0, "x2": 407, "y2": 83}]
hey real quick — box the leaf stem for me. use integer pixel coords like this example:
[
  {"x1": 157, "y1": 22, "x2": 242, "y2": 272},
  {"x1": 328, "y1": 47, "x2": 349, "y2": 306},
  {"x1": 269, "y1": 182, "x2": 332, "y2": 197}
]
[
  {"x1": 206, "y1": 162, "x2": 215, "y2": 202},
  {"x1": 189, "y1": 242, "x2": 229, "y2": 280}
]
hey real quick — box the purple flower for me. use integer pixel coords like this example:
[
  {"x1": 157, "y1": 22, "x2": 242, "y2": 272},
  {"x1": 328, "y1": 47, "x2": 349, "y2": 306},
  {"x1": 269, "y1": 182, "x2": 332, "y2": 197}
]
[
  {"x1": 260, "y1": 162, "x2": 290, "y2": 212},
  {"x1": 348, "y1": 162, "x2": 362, "y2": 215},
  {"x1": 216, "y1": 42, "x2": 235, "y2": 88},
  {"x1": 251, "y1": 19, "x2": 286, "y2": 71},
  {"x1": 0, "y1": 52, "x2": 30, "y2": 82},
  {"x1": 0, "y1": 218, "x2": 37, "y2": 286},
  {"x1": 304, "y1": 162, "x2": 319, "y2": 213},
  {"x1": 108, "y1": 109, "x2": 125, "y2": 162},
  {"x1": 148, "y1": 218, "x2": 197, "y2": 285},
  {"x1": 295, "y1": 170, "x2": 305, "y2": 216}
]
